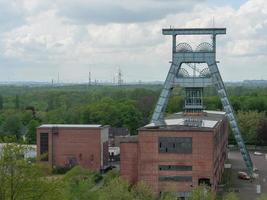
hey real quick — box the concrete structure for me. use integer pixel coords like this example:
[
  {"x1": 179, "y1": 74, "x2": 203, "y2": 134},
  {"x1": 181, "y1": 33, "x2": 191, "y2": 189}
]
[
  {"x1": 37, "y1": 124, "x2": 109, "y2": 172},
  {"x1": 120, "y1": 111, "x2": 228, "y2": 198}
]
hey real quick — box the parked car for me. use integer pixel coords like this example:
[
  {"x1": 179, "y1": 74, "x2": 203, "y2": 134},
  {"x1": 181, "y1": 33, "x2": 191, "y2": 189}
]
[
  {"x1": 238, "y1": 171, "x2": 250, "y2": 180},
  {"x1": 254, "y1": 151, "x2": 263, "y2": 156}
]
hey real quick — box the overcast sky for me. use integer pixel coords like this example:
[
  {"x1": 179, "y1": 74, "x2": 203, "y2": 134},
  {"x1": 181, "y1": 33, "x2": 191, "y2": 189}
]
[{"x1": 0, "y1": 0, "x2": 266, "y2": 83}]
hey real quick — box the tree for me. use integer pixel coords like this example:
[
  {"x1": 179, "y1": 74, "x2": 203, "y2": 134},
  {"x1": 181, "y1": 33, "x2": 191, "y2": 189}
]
[
  {"x1": 0, "y1": 143, "x2": 64, "y2": 200},
  {"x1": 204, "y1": 96, "x2": 222, "y2": 110},
  {"x1": 236, "y1": 111, "x2": 265, "y2": 144},
  {"x1": 99, "y1": 177, "x2": 134, "y2": 200},
  {"x1": 62, "y1": 166, "x2": 99, "y2": 200},
  {"x1": 117, "y1": 101, "x2": 142, "y2": 134},
  {"x1": 167, "y1": 96, "x2": 184, "y2": 113},
  {"x1": 21, "y1": 110, "x2": 33, "y2": 125},
  {"x1": 223, "y1": 192, "x2": 240, "y2": 200},
  {"x1": 15, "y1": 94, "x2": 20, "y2": 110},
  {"x1": 129, "y1": 88, "x2": 158, "y2": 124},
  {"x1": 0, "y1": 94, "x2": 3, "y2": 110},
  {"x1": 159, "y1": 192, "x2": 177, "y2": 200},
  {"x1": 47, "y1": 93, "x2": 56, "y2": 111},
  {"x1": 26, "y1": 119, "x2": 39, "y2": 144},
  {"x1": 244, "y1": 97, "x2": 267, "y2": 112},
  {"x1": 188, "y1": 186, "x2": 215, "y2": 200},
  {"x1": 2, "y1": 115, "x2": 23, "y2": 140},
  {"x1": 257, "y1": 118, "x2": 267, "y2": 145},
  {"x1": 133, "y1": 181, "x2": 155, "y2": 200},
  {"x1": 82, "y1": 98, "x2": 142, "y2": 134},
  {"x1": 103, "y1": 169, "x2": 119, "y2": 185}
]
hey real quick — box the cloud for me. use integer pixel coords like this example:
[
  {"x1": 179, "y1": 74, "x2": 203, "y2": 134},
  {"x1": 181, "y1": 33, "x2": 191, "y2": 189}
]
[
  {"x1": 0, "y1": 0, "x2": 26, "y2": 31},
  {"x1": 55, "y1": 0, "x2": 201, "y2": 24},
  {"x1": 0, "y1": 0, "x2": 266, "y2": 82}
]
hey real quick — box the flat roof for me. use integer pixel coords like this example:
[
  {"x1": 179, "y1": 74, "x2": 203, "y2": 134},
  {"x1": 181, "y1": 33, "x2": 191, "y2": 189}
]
[
  {"x1": 142, "y1": 110, "x2": 226, "y2": 131},
  {"x1": 162, "y1": 28, "x2": 226, "y2": 35},
  {"x1": 38, "y1": 124, "x2": 104, "y2": 129}
]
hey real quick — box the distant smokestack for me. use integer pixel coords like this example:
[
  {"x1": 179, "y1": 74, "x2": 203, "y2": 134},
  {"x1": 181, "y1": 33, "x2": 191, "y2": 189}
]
[
  {"x1": 118, "y1": 68, "x2": 123, "y2": 86},
  {"x1": 88, "y1": 71, "x2": 91, "y2": 86}
]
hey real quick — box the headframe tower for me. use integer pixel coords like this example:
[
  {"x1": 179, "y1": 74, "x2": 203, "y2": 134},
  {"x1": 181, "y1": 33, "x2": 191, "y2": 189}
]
[{"x1": 151, "y1": 28, "x2": 254, "y2": 176}]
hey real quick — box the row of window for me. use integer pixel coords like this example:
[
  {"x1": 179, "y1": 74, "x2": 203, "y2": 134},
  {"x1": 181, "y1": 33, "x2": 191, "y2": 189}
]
[
  {"x1": 159, "y1": 165, "x2": 192, "y2": 171},
  {"x1": 159, "y1": 176, "x2": 192, "y2": 182},
  {"x1": 159, "y1": 137, "x2": 192, "y2": 154}
]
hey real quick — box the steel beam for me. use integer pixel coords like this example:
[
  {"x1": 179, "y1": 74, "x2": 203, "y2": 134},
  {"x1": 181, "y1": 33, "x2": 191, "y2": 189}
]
[{"x1": 162, "y1": 28, "x2": 226, "y2": 35}]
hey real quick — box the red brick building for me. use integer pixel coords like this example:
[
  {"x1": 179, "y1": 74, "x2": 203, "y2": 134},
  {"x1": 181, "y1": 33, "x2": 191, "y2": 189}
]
[
  {"x1": 37, "y1": 124, "x2": 109, "y2": 172},
  {"x1": 120, "y1": 111, "x2": 228, "y2": 198}
]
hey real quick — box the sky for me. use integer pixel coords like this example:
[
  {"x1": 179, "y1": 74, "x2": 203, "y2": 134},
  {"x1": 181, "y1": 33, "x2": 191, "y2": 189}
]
[{"x1": 0, "y1": 0, "x2": 266, "y2": 83}]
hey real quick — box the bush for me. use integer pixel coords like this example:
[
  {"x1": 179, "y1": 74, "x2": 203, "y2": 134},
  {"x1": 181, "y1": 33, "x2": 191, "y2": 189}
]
[
  {"x1": 52, "y1": 166, "x2": 73, "y2": 175},
  {"x1": 63, "y1": 165, "x2": 102, "y2": 183}
]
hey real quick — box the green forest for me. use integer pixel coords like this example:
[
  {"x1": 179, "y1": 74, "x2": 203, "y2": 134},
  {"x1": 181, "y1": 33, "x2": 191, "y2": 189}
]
[
  {"x1": 0, "y1": 85, "x2": 267, "y2": 200},
  {"x1": 0, "y1": 84, "x2": 266, "y2": 145}
]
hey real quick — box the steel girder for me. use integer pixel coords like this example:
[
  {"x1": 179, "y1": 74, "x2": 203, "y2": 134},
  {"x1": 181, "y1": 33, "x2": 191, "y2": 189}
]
[{"x1": 151, "y1": 49, "x2": 254, "y2": 176}]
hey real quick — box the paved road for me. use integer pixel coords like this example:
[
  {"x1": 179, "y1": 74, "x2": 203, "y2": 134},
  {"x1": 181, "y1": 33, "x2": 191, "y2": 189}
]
[{"x1": 228, "y1": 150, "x2": 267, "y2": 199}]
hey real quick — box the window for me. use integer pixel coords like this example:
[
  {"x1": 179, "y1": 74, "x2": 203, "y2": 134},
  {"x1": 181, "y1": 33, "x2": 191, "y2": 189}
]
[
  {"x1": 159, "y1": 137, "x2": 192, "y2": 154},
  {"x1": 159, "y1": 165, "x2": 192, "y2": 171},
  {"x1": 198, "y1": 178, "x2": 211, "y2": 186},
  {"x1": 159, "y1": 176, "x2": 192, "y2": 182},
  {"x1": 40, "y1": 133, "x2": 48, "y2": 161}
]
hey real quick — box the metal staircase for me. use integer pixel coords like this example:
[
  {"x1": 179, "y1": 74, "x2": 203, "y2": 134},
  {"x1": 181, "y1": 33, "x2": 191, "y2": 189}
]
[{"x1": 151, "y1": 28, "x2": 254, "y2": 176}]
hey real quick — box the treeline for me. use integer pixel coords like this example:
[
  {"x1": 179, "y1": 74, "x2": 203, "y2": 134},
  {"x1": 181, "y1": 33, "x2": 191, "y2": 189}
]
[
  {"x1": 0, "y1": 85, "x2": 159, "y2": 143},
  {"x1": 0, "y1": 85, "x2": 266, "y2": 145}
]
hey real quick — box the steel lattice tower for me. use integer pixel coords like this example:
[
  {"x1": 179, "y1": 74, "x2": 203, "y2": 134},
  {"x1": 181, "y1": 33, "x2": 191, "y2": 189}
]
[{"x1": 151, "y1": 28, "x2": 254, "y2": 176}]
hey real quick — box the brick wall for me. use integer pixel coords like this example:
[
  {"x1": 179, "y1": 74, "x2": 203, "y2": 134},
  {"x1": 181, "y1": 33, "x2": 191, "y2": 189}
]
[
  {"x1": 120, "y1": 125, "x2": 228, "y2": 195},
  {"x1": 137, "y1": 130, "x2": 214, "y2": 194},
  {"x1": 37, "y1": 126, "x2": 109, "y2": 172},
  {"x1": 120, "y1": 142, "x2": 138, "y2": 184}
]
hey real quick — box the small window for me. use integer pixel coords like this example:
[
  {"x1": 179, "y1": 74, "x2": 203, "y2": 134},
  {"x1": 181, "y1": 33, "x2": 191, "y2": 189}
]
[{"x1": 40, "y1": 133, "x2": 49, "y2": 161}]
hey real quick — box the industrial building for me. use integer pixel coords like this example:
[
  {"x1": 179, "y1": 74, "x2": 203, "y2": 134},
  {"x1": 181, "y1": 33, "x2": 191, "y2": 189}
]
[
  {"x1": 120, "y1": 111, "x2": 228, "y2": 197},
  {"x1": 120, "y1": 27, "x2": 251, "y2": 199},
  {"x1": 36, "y1": 124, "x2": 109, "y2": 172},
  {"x1": 35, "y1": 27, "x2": 253, "y2": 199}
]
